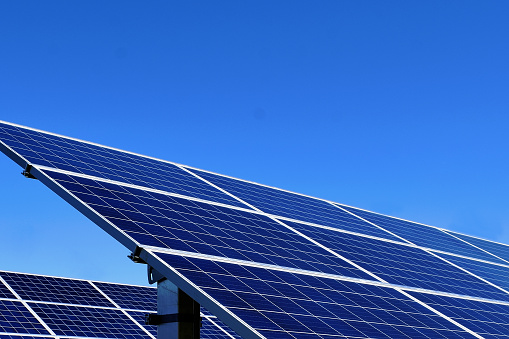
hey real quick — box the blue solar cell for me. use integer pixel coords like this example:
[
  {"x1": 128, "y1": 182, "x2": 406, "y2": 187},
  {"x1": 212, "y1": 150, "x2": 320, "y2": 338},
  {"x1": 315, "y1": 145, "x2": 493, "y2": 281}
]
[
  {"x1": 0, "y1": 282, "x2": 14, "y2": 299},
  {"x1": 126, "y1": 311, "x2": 157, "y2": 337},
  {"x1": 0, "y1": 122, "x2": 249, "y2": 208},
  {"x1": 437, "y1": 253, "x2": 509, "y2": 292},
  {"x1": 200, "y1": 308, "x2": 242, "y2": 339},
  {"x1": 444, "y1": 231, "x2": 509, "y2": 264},
  {"x1": 29, "y1": 303, "x2": 149, "y2": 338},
  {"x1": 93, "y1": 282, "x2": 157, "y2": 311},
  {"x1": 0, "y1": 300, "x2": 49, "y2": 335},
  {"x1": 409, "y1": 292, "x2": 509, "y2": 338},
  {"x1": 0, "y1": 337, "x2": 54, "y2": 339},
  {"x1": 186, "y1": 168, "x2": 402, "y2": 241},
  {"x1": 0, "y1": 272, "x2": 113, "y2": 307},
  {"x1": 46, "y1": 169, "x2": 374, "y2": 281},
  {"x1": 339, "y1": 205, "x2": 508, "y2": 264},
  {"x1": 283, "y1": 219, "x2": 509, "y2": 302},
  {"x1": 160, "y1": 252, "x2": 473, "y2": 338}
]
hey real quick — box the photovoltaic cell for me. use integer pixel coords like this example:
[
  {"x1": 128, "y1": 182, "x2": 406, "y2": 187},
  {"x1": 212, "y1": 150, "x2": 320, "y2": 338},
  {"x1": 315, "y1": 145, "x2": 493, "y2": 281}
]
[
  {"x1": 201, "y1": 309, "x2": 242, "y2": 339},
  {"x1": 339, "y1": 204, "x2": 507, "y2": 264},
  {"x1": 0, "y1": 122, "x2": 249, "y2": 209},
  {"x1": 126, "y1": 311, "x2": 157, "y2": 337},
  {"x1": 437, "y1": 253, "x2": 509, "y2": 292},
  {"x1": 0, "y1": 300, "x2": 49, "y2": 335},
  {"x1": 444, "y1": 231, "x2": 509, "y2": 264},
  {"x1": 282, "y1": 220, "x2": 509, "y2": 302},
  {"x1": 45, "y1": 169, "x2": 374, "y2": 281},
  {"x1": 160, "y1": 252, "x2": 473, "y2": 339},
  {"x1": 409, "y1": 292, "x2": 509, "y2": 339},
  {"x1": 0, "y1": 282, "x2": 14, "y2": 299},
  {"x1": 29, "y1": 303, "x2": 149, "y2": 338},
  {"x1": 187, "y1": 168, "x2": 402, "y2": 241},
  {"x1": 93, "y1": 282, "x2": 157, "y2": 311},
  {"x1": 0, "y1": 272, "x2": 113, "y2": 308}
]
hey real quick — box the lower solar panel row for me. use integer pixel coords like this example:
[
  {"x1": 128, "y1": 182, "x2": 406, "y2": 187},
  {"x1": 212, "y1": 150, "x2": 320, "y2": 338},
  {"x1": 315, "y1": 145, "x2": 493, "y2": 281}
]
[
  {"x1": 0, "y1": 300, "x2": 235, "y2": 339},
  {"x1": 0, "y1": 270, "x2": 156, "y2": 311},
  {"x1": 0, "y1": 270, "x2": 236, "y2": 339}
]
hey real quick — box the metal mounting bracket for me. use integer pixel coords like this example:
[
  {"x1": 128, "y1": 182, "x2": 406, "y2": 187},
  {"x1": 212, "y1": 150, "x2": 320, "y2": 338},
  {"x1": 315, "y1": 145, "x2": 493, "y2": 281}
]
[
  {"x1": 22, "y1": 164, "x2": 36, "y2": 179},
  {"x1": 127, "y1": 246, "x2": 146, "y2": 264},
  {"x1": 148, "y1": 265, "x2": 166, "y2": 284},
  {"x1": 145, "y1": 313, "x2": 202, "y2": 326}
]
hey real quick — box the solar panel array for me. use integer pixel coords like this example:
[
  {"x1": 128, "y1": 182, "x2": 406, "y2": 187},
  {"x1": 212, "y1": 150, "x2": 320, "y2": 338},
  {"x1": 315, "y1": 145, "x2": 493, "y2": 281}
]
[
  {"x1": 1, "y1": 120, "x2": 509, "y2": 338},
  {"x1": 0, "y1": 270, "x2": 239, "y2": 339}
]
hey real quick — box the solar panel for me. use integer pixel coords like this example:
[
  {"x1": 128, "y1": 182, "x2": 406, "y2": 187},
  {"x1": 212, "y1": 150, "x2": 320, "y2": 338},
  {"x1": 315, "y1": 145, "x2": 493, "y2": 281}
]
[
  {"x1": 435, "y1": 254, "x2": 509, "y2": 293},
  {"x1": 443, "y1": 230, "x2": 509, "y2": 264},
  {"x1": 339, "y1": 204, "x2": 509, "y2": 265},
  {"x1": 1, "y1": 120, "x2": 508, "y2": 338},
  {"x1": 0, "y1": 270, "x2": 238, "y2": 338},
  {"x1": 408, "y1": 292, "x2": 509, "y2": 338}
]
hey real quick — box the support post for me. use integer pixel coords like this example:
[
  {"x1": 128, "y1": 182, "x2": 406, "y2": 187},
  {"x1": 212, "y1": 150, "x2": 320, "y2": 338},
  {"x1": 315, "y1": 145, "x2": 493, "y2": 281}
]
[
  {"x1": 142, "y1": 264, "x2": 200, "y2": 339},
  {"x1": 156, "y1": 279, "x2": 179, "y2": 338},
  {"x1": 152, "y1": 280, "x2": 200, "y2": 339}
]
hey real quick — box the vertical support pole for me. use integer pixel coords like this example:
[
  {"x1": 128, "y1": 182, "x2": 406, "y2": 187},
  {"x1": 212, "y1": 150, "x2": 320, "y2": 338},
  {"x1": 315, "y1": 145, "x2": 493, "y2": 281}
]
[
  {"x1": 157, "y1": 279, "x2": 179, "y2": 339},
  {"x1": 177, "y1": 289, "x2": 200, "y2": 339},
  {"x1": 156, "y1": 279, "x2": 201, "y2": 339}
]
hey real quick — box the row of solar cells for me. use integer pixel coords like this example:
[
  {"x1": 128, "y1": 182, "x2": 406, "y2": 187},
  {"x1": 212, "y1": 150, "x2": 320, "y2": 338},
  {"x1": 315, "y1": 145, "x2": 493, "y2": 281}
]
[
  {"x1": 44, "y1": 169, "x2": 509, "y2": 303},
  {"x1": 0, "y1": 271, "x2": 239, "y2": 338},
  {"x1": 1, "y1": 121, "x2": 508, "y2": 267},
  {"x1": 154, "y1": 252, "x2": 509, "y2": 339}
]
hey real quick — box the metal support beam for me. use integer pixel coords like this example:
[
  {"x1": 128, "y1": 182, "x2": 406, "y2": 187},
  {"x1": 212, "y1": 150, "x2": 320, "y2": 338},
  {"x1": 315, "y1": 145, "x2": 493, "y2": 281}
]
[{"x1": 152, "y1": 279, "x2": 200, "y2": 339}]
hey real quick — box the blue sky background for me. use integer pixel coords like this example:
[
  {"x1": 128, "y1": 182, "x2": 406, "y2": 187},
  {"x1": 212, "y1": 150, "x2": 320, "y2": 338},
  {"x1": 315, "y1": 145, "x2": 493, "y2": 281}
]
[{"x1": 1, "y1": 1, "x2": 508, "y2": 286}]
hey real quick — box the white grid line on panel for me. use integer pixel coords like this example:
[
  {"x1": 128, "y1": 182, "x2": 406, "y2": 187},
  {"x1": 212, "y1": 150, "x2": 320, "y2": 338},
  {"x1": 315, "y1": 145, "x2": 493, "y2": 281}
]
[
  {"x1": 0, "y1": 276, "x2": 58, "y2": 337},
  {"x1": 427, "y1": 248, "x2": 509, "y2": 269},
  {"x1": 444, "y1": 229, "x2": 509, "y2": 250},
  {"x1": 0, "y1": 334, "x2": 57, "y2": 338},
  {"x1": 332, "y1": 202, "x2": 419, "y2": 245},
  {"x1": 431, "y1": 253, "x2": 509, "y2": 296},
  {"x1": 441, "y1": 229, "x2": 509, "y2": 265},
  {"x1": 206, "y1": 316, "x2": 238, "y2": 339},
  {"x1": 340, "y1": 205, "x2": 509, "y2": 298},
  {"x1": 88, "y1": 281, "x2": 156, "y2": 339},
  {"x1": 392, "y1": 288, "x2": 484, "y2": 339},
  {"x1": 0, "y1": 270, "x2": 154, "y2": 290},
  {"x1": 0, "y1": 297, "x2": 153, "y2": 313},
  {"x1": 177, "y1": 164, "x2": 258, "y2": 210}
]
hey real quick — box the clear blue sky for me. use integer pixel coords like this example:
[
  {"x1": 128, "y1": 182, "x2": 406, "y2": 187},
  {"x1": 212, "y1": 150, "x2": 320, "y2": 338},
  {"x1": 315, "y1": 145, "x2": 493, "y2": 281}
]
[{"x1": 1, "y1": 1, "x2": 508, "y2": 286}]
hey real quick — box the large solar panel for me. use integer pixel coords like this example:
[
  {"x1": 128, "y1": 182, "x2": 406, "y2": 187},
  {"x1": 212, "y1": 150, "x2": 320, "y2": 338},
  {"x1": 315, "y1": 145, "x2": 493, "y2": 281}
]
[
  {"x1": 0, "y1": 270, "x2": 239, "y2": 338},
  {"x1": 1, "y1": 120, "x2": 509, "y2": 338}
]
